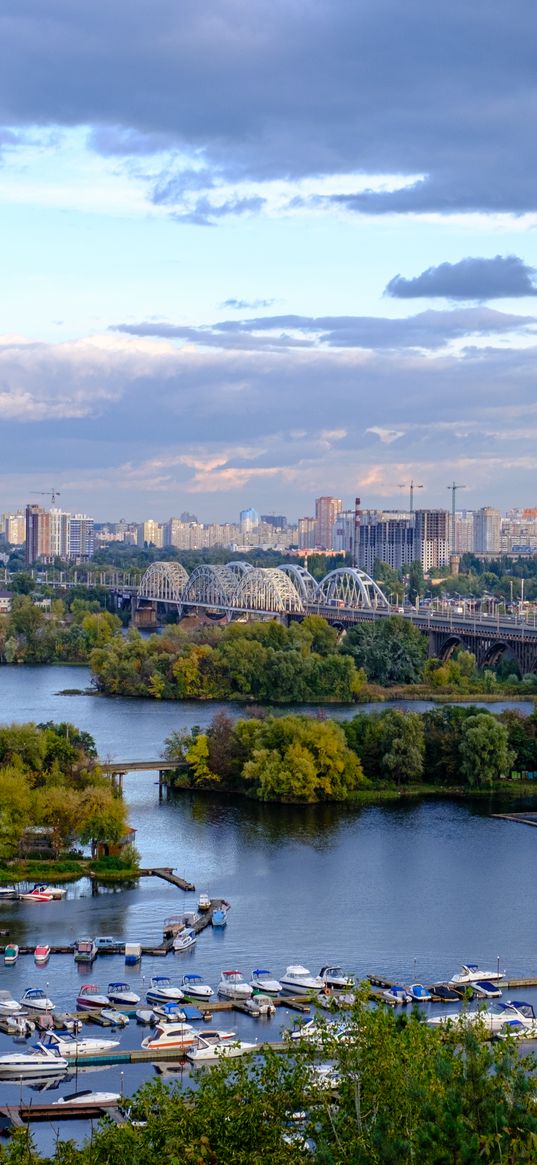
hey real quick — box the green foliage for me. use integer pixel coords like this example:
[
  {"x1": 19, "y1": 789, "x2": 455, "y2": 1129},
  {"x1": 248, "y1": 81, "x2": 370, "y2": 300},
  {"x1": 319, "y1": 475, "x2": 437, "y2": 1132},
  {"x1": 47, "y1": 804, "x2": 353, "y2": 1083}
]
[
  {"x1": 459, "y1": 713, "x2": 515, "y2": 787},
  {"x1": 166, "y1": 713, "x2": 366, "y2": 802},
  {"x1": 344, "y1": 710, "x2": 425, "y2": 785},
  {"x1": 3, "y1": 1004, "x2": 537, "y2": 1164},
  {"x1": 342, "y1": 616, "x2": 428, "y2": 685},
  {"x1": 91, "y1": 618, "x2": 364, "y2": 704},
  {"x1": 0, "y1": 599, "x2": 122, "y2": 665}
]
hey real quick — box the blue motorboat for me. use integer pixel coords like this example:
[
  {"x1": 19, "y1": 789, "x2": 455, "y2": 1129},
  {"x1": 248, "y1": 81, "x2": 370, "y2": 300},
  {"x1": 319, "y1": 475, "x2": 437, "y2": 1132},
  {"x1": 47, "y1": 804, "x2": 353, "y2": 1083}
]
[
  {"x1": 408, "y1": 983, "x2": 432, "y2": 1002},
  {"x1": 212, "y1": 907, "x2": 228, "y2": 928}
]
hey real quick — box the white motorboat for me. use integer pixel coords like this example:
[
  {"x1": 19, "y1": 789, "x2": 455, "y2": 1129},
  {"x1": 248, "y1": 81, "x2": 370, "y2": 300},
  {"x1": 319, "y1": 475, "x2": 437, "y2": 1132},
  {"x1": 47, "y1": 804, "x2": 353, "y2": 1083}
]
[
  {"x1": 449, "y1": 963, "x2": 505, "y2": 986},
  {"x1": 53, "y1": 1089, "x2": 121, "y2": 1106},
  {"x1": 11, "y1": 1015, "x2": 36, "y2": 1038},
  {"x1": 146, "y1": 976, "x2": 185, "y2": 1005},
  {"x1": 408, "y1": 984, "x2": 432, "y2": 1002},
  {"x1": 240, "y1": 994, "x2": 276, "y2": 1017},
  {"x1": 152, "y1": 1002, "x2": 187, "y2": 1022},
  {"x1": 0, "y1": 990, "x2": 23, "y2": 1016},
  {"x1": 217, "y1": 971, "x2": 253, "y2": 1000},
  {"x1": 0, "y1": 886, "x2": 17, "y2": 900},
  {"x1": 100, "y1": 1009, "x2": 129, "y2": 1027},
  {"x1": 39, "y1": 1031, "x2": 119, "y2": 1058},
  {"x1": 173, "y1": 929, "x2": 196, "y2": 953},
  {"x1": 291, "y1": 1019, "x2": 348, "y2": 1044},
  {"x1": 107, "y1": 981, "x2": 140, "y2": 1007},
  {"x1": 141, "y1": 1021, "x2": 198, "y2": 1050},
  {"x1": 380, "y1": 985, "x2": 413, "y2": 1005},
  {"x1": 74, "y1": 937, "x2": 98, "y2": 964},
  {"x1": 280, "y1": 965, "x2": 324, "y2": 995},
  {"x1": 187, "y1": 1033, "x2": 256, "y2": 1062},
  {"x1": 428, "y1": 1001, "x2": 537, "y2": 1035},
  {"x1": 34, "y1": 945, "x2": 51, "y2": 966},
  {"x1": 198, "y1": 892, "x2": 211, "y2": 912},
  {"x1": 250, "y1": 969, "x2": 282, "y2": 995},
  {"x1": 319, "y1": 965, "x2": 354, "y2": 991},
  {"x1": 31, "y1": 883, "x2": 67, "y2": 900},
  {"x1": 0, "y1": 1046, "x2": 68, "y2": 1077},
  {"x1": 181, "y1": 974, "x2": 213, "y2": 1000},
  {"x1": 19, "y1": 888, "x2": 53, "y2": 903},
  {"x1": 76, "y1": 984, "x2": 110, "y2": 1011},
  {"x1": 472, "y1": 980, "x2": 503, "y2": 1000},
  {"x1": 21, "y1": 988, "x2": 55, "y2": 1013}
]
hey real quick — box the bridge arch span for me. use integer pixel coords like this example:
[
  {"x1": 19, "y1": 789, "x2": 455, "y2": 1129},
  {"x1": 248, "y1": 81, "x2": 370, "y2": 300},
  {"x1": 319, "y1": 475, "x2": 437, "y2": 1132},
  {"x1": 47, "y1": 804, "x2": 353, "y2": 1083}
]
[
  {"x1": 233, "y1": 568, "x2": 304, "y2": 613},
  {"x1": 181, "y1": 565, "x2": 238, "y2": 610},
  {"x1": 317, "y1": 568, "x2": 389, "y2": 610},
  {"x1": 138, "y1": 561, "x2": 189, "y2": 603},
  {"x1": 277, "y1": 564, "x2": 320, "y2": 605},
  {"x1": 226, "y1": 561, "x2": 254, "y2": 577},
  {"x1": 481, "y1": 641, "x2": 512, "y2": 669},
  {"x1": 437, "y1": 634, "x2": 464, "y2": 662}
]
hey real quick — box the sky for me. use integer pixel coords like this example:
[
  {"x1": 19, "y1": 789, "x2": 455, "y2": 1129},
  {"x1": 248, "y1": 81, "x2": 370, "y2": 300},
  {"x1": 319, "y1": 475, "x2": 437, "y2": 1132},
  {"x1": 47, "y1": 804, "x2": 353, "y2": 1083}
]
[{"x1": 2, "y1": 0, "x2": 537, "y2": 522}]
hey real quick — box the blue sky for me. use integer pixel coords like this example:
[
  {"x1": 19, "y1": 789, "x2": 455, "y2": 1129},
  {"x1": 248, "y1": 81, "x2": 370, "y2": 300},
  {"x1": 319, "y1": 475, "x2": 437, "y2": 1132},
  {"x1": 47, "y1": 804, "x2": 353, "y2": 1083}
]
[{"x1": 1, "y1": 1, "x2": 537, "y2": 521}]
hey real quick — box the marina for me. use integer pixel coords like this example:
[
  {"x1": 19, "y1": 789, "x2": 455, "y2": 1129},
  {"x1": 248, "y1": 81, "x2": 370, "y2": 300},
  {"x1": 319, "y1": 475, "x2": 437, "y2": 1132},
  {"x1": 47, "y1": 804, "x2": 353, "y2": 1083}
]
[{"x1": 0, "y1": 667, "x2": 536, "y2": 1148}]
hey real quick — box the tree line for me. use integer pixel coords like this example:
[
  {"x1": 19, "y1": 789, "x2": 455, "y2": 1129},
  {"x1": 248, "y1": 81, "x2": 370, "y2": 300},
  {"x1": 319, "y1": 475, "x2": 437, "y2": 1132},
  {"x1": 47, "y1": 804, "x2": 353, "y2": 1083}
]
[
  {"x1": 0, "y1": 596, "x2": 121, "y2": 665},
  {"x1": 0, "y1": 722, "x2": 129, "y2": 862},
  {"x1": 2, "y1": 1001, "x2": 536, "y2": 1163},
  {"x1": 164, "y1": 704, "x2": 537, "y2": 802}
]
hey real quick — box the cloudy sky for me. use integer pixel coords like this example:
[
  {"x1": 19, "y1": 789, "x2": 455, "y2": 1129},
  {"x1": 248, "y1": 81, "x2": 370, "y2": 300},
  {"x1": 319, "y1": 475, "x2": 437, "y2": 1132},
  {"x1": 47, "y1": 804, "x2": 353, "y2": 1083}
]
[{"x1": 2, "y1": 0, "x2": 537, "y2": 521}]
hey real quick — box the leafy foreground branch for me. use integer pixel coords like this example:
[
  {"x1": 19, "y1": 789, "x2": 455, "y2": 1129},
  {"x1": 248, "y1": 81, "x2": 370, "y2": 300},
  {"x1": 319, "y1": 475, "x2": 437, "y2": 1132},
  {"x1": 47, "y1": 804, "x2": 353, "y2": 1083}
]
[{"x1": 3, "y1": 1004, "x2": 537, "y2": 1164}]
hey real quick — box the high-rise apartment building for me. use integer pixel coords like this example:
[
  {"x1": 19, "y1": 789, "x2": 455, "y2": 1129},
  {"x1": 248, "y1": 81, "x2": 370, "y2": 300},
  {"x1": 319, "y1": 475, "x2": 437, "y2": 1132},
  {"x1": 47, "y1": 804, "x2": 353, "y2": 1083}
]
[
  {"x1": 137, "y1": 519, "x2": 164, "y2": 548},
  {"x1": 454, "y1": 510, "x2": 475, "y2": 553},
  {"x1": 298, "y1": 517, "x2": 317, "y2": 549},
  {"x1": 474, "y1": 507, "x2": 501, "y2": 554},
  {"x1": 414, "y1": 510, "x2": 450, "y2": 571},
  {"x1": 332, "y1": 510, "x2": 356, "y2": 557},
  {"x1": 260, "y1": 514, "x2": 287, "y2": 529},
  {"x1": 69, "y1": 515, "x2": 95, "y2": 559},
  {"x1": 3, "y1": 512, "x2": 25, "y2": 546},
  {"x1": 315, "y1": 496, "x2": 342, "y2": 550},
  {"x1": 356, "y1": 511, "x2": 415, "y2": 574},
  {"x1": 25, "y1": 505, "x2": 51, "y2": 564},
  {"x1": 49, "y1": 508, "x2": 71, "y2": 558}
]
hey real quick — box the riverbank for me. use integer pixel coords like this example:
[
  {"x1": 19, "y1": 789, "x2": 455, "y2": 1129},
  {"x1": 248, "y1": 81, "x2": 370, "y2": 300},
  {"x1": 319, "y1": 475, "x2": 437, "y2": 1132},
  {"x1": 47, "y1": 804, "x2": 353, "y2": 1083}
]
[{"x1": 0, "y1": 856, "x2": 140, "y2": 885}]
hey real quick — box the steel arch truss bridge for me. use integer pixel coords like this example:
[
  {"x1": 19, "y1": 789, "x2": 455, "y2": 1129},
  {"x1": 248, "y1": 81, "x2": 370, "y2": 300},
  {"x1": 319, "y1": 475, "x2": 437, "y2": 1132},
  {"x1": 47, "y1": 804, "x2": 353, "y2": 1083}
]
[{"x1": 136, "y1": 560, "x2": 388, "y2": 616}]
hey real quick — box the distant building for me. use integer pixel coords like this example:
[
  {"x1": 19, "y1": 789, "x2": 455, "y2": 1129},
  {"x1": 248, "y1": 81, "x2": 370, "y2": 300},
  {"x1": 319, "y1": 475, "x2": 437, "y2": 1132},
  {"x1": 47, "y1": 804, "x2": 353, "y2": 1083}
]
[
  {"x1": 454, "y1": 510, "x2": 475, "y2": 553},
  {"x1": 69, "y1": 514, "x2": 95, "y2": 559},
  {"x1": 332, "y1": 509, "x2": 355, "y2": 557},
  {"x1": 137, "y1": 519, "x2": 164, "y2": 548},
  {"x1": 356, "y1": 510, "x2": 415, "y2": 574},
  {"x1": 25, "y1": 504, "x2": 51, "y2": 564},
  {"x1": 49, "y1": 508, "x2": 71, "y2": 558},
  {"x1": 3, "y1": 512, "x2": 25, "y2": 546},
  {"x1": 239, "y1": 508, "x2": 259, "y2": 534},
  {"x1": 414, "y1": 509, "x2": 450, "y2": 571},
  {"x1": 260, "y1": 514, "x2": 287, "y2": 529},
  {"x1": 474, "y1": 507, "x2": 501, "y2": 554},
  {"x1": 298, "y1": 516, "x2": 317, "y2": 549},
  {"x1": 315, "y1": 496, "x2": 342, "y2": 550},
  {"x1": 0, "y1": 589, "x2": 12, "y2": 613}
]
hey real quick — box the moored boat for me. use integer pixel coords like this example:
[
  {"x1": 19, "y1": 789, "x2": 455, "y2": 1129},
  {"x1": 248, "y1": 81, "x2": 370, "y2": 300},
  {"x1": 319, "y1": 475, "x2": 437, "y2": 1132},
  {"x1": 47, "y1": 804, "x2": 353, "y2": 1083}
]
[
  {"x1": 74, "y1": 937, "x2": 97, "y2": 964},
  {"x1": 472, "y1": 980, "x2": 503, "y2": 999},
  {"x1": 0, "y1": 989, "x2": 23, "y2": 1015},
  {"x1": 94, "y1": 936, "x2": 117, "y2": 954},
  {"x1": 211, "y1": 907, "x2": 227, "y2": 927},
  {"x1": 140, "y1": 1020, "x2": 198, "y2": 1050},
  {"x1": 217, "y1": 971, "x2": 253, "y2": 1000},
  {"x1": 428, "y1": 1000, "x2": 537, "y2": 1035},
  {"x1": 181, "y1": 974, "x2": 213, "y2": 1000},
  {"x1": 21, "y1": 988, "x2": 55, "y2": 1013},
  {"x1": 146, "y1": 976, "x2": 185, "y2": 1005},
  {"x1": 0, "y1": 1046, "x2": 68, "y2": 1077},
  {"x1": 107, "y1": 982, "x2": 140, "y2": 1007},
  {"x1": 198, "y1": 892, "x2": 211, "y2": 912},
  {"x1": 53, "y1": 1089, "x2": 121, "y2": 1106},
  {"x1": 408, "y1": 983, "x2": 432, "y2": 1002},
  {"x1": 319, "y1": 965, "x2": 354, "y2": 991},
  {"x1": 449, "y1": 963, "x2": 505, "y2": 986},
  {"x1": 76, "y1": 984, "x2": 110, "y2": 1011},
  {"x1": 381, "y1": 985, "x2": 413, "y2": 1005},
  {"x1": 19, "y1": 888, "x2": 53, "y2": 903},
  {"x1": 173, "y1": 929, "x2": 196, "y2": 953},
  {"x1": 31, "y1": 883, "x2": 67, "y2": 900},
  {"x1": 124, "y1": 942, "x2": 142, "y2": 965},
  {"x1": 0, "y1": 886, "x2": 17, "y2": 900},
  {"x1": 34, "y1": 945, "x2": 51, "y2": 967},
  {"x1": 187, "y1": 1033, "x2": 256, "y2": 1062},
  {"x1": 250, "y1": 969, "x2": 282, "y2": 995},
  {"x1": 280, "y1": 965, "x2": 324, "y2": 995},
  {"x1": 39, "y1": 1031, "x2": 120, "y2": 1058},
  {"x1": 4, "y1": 943, "x2": 19, "y2": 966}
]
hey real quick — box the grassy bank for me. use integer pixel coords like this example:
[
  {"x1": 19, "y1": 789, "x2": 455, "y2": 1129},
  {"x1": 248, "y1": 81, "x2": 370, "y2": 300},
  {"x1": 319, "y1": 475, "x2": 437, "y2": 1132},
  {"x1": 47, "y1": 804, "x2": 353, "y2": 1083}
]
[
  {"x1": 0, "y1": 856, "x2": 140, "y2": 885},
  {"x1": 357, "y1": 682, "x2": 536, "y2": 704}
]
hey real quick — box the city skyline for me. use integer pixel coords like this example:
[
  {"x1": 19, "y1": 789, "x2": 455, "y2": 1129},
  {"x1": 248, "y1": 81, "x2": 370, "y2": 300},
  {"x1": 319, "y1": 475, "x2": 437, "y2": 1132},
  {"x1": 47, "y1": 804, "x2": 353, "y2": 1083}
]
[{"x1": 2, "y1": 4, "x2": 537, "y2": 517}]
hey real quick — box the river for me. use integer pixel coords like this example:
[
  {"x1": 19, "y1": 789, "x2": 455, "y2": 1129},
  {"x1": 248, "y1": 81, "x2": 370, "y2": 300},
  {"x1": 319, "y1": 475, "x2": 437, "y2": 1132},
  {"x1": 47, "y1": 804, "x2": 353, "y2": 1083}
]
[{"x1": 0, "y1": 666, "x2": 536, "y2": 1147}]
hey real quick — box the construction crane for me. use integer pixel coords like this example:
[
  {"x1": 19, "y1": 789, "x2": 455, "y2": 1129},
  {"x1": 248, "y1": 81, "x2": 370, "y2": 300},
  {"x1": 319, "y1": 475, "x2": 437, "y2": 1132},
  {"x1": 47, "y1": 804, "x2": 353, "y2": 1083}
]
[
  {"x1": 33, "y1": 489, "x2": 61, "y2": 506},
  {"x1": 399, "y1": 480, "x2": 423, "y2": 513},
  {"x1": 447, "y1": 481, "x2": 466, "y2": 553}
]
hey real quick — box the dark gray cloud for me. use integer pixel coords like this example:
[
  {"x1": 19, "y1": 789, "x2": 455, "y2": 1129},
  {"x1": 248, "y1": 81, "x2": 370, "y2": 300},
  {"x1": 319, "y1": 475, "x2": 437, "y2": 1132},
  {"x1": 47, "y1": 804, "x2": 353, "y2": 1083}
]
[
  {"x1": 2, "y1": 1, "x2": 537, "y2": 212},
  {"x1": 113, "y1": 307, "x2": 537, "y2": 352},
  {"x1": 386, "y1": 256, "x2": 537, "y2": 300}
]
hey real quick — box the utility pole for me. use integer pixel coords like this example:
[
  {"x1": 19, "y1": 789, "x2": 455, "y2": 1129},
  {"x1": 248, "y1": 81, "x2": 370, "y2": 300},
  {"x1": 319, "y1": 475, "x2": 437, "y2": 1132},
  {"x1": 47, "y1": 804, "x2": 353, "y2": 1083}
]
[
  {"x1": 399, "y1": 480, "x2": 423, "y2": 513},
  {"x1": 447, "y1": 481, "x2": 466, "y2": 554}
]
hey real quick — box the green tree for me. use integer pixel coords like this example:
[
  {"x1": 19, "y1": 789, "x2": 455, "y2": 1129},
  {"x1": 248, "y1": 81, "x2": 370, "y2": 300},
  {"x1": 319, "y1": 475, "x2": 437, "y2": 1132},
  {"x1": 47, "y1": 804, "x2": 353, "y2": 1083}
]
[
  {"x1": 0, "y1": 768, "x2": 32, "y2": 859},
  {"x1": 77, "y1": 787, "x2": 128, "y2": 848},
  {"x1": 459, "y1": 713, "x2": 515, "y2": 787},
  {"x1": 407, "y1": 560, "x2": 425, "y2": 606},
  {"x1": 343, "y1": 616, "x2": 427, "y2": 685}
]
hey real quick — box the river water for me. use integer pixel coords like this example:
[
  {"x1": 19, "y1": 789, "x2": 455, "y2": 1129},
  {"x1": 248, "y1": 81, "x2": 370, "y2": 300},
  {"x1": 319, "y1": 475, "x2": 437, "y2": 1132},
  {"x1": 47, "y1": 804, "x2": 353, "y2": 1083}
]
[{"x1": 0, "y1": 666, "x2": 536, "y2": 1146}]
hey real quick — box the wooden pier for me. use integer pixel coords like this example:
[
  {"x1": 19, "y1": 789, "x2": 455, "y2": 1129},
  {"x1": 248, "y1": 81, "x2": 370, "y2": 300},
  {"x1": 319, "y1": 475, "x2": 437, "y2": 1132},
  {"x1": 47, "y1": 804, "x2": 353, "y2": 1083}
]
[
  {"x1": 138, "y1": 867, "x2": 195, "y2": 892},
  {"x1": 492, "y1": 812, "x2": 537, "y2": 828}
]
